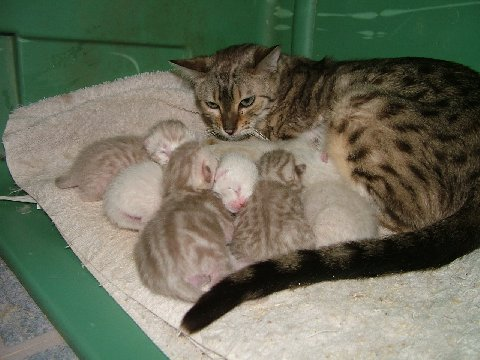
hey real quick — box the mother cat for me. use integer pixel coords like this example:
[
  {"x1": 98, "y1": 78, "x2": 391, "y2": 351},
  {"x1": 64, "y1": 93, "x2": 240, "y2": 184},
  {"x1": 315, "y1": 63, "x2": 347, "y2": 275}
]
[{"x1": 171, "y1": 44, "x2": 480, "y2": 333}]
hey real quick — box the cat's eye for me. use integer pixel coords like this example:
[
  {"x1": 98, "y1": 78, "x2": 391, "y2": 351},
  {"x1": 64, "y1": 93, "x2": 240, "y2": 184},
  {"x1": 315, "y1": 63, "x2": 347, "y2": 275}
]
[
  {"x1": 239, "y1": 96, "x2": 255, "y2": 108},
  {"x1": 205, "y1": 101, "x2": 219, "y2": 109}
]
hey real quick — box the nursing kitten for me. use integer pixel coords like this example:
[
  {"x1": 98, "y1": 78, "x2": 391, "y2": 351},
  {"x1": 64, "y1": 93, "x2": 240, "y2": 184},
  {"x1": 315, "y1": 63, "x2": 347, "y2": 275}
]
[
  {"x1": 173, "y1": 44, "x2": 480, "y2": 333},
  {"x1": 144, "y1": 119, "x2": 196, "y2": 164},
  {"x1": 213, "y1": 153, "x2": 259, "y2": 213},
  {"x1": 230, "y1": 150, "x2": 316, "y2": 266},
  {"x1": 103, "y1": 161, "x2": 163, "y2": 231},
  {"x1": 55, "y1": 119, "x2": 192, "y2": 201},
  {"x1": 302, "y1": 181, "x2": 378, "y2": 247},
  {"x1": 134, "y1": 141, "x2": 235, "y2": 302},
  {"x1": 103, "y1": 120, "x2": 195, "y2": 230}
]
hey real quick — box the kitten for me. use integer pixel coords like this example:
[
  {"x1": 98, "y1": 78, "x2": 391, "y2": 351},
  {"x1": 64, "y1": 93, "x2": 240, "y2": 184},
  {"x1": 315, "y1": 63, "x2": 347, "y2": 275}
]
[
  {"x1": 55, "y1": 119, "x2": 192, "y2": 201},
  {"x1": 173, "y1": 44, "x2": 480, "y2": 333},
  {"x1": 103, "y1": 119, "x2": 195, "y2": 230},
  {"x1": 55, "y1": 135, "x2": 147, "y2": 201},
  {"x1": 212, "y1": 153, "x2": 259, "y2": 213},
  {"x1": 230, "y1": 150, "x2": 316, "y2": 265},
  {"x1": 134, "y1": 141, "x2": 235, "y2": 302},
  {"x1": 144, "y1": 119, "x2": 196, "y2": 164},
  {"x1": 103, "y1": 161, "x2": 163, "y2": 231},
  {"x1": 302, "y1": 181, "x2": 378, "y2": 247}
]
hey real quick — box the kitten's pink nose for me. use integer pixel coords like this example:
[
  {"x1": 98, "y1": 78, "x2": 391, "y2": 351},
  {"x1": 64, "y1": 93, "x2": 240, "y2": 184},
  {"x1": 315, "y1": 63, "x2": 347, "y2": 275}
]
[{"x1": 225, "y1": 129, "x2": 235, "y2": 135}]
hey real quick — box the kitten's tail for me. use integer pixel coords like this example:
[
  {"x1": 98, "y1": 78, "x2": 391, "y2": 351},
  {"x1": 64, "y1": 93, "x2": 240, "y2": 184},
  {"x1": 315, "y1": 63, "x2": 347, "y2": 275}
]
[{"x1": 181, "y1": 190, "x2": 480, "y2": 333}]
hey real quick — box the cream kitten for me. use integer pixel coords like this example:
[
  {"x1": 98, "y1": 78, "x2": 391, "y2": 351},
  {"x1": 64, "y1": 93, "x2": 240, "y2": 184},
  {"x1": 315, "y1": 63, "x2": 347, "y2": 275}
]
[
  {"x1": 212, "y1": 153, "x2": 259, "y2": 213},
  {"x1": 303, "y1": 181, "x2": 378, "y2": 246},
  {"x1": 144, "y1": 119, "x2": 196, "y2": 164},
  {"x1": 135, "y1": 141, "x2": 235, "y2": 302},
  {"x1": 103, "y1": 119, "x2": 195, "y2": 230},
  {"x1": 103, "y1": 161, "x2": 163, "y2": 231},
  {"x1": 55, "y1": 119, "x2": 192, "y2": 201}
]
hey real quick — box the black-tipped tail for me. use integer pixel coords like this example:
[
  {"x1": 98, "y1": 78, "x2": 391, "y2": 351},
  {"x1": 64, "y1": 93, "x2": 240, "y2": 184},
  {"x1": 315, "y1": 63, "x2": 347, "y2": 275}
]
[{"x1": 181, "y1": 194, "x2": 480, "y2": 333}]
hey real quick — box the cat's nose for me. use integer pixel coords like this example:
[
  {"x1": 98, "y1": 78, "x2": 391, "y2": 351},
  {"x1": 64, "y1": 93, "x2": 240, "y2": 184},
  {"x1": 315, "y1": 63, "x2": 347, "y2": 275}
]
[{"x1": 225, "y1": 129, "x2": 235, "y2": 135}]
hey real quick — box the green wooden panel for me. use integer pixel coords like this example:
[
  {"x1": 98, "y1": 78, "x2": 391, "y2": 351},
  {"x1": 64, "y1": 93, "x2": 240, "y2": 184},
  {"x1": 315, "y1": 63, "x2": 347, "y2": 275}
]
[
  {"x1": 1, "y1": 0, "x2": 296, "y2": 104},
  {"x1": 0, "y1": 36, "x2": 19, "y2": 154},
  {"x1": 313, "y1": 0, "x2": 480, "y2": 71},
  {"x1": 16, "y1": 38, "x2": 186, "y2": 104},
  {"x1": 0, "y1": 162, "x2": 168, "y2": 360}
]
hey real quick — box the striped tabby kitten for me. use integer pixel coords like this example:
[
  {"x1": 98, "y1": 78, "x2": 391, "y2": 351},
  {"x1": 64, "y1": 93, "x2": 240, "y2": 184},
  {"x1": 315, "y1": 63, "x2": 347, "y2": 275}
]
[
  {"x1": 134, "y1": 141, "x2": 235, "y2": 302},
  {"x1": 172, "y1": 44, "x2": 480, "y2": 332},
  {"x1": 230, "y1": 150, "x2": 316, "y2": 266}
]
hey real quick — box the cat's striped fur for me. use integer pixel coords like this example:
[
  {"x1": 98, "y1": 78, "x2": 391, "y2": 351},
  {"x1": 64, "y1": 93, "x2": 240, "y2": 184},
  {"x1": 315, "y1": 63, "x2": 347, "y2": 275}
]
[{"x1": 172, "y1": 44, "x2": 480, "y2": 332}]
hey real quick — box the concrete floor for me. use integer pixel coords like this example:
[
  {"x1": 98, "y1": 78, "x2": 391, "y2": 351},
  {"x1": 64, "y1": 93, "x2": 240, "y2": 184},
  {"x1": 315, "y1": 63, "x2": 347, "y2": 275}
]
[{"x1": 0, "y1": 257, "x2": 77, "y2": 360}]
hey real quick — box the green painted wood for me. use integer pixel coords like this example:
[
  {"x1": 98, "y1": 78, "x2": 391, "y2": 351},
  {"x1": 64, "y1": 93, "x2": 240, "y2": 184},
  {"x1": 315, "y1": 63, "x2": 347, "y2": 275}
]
[
  {"x1": 0, "y1": 163, "x2": 168, "y2": 360},
  {"x1": 1, "y1": 0, "x2": 295, "y2": 104},
  {"x1": 16, "y1": 37, "x2": 186, "y2": 104},
  {"x1": 0, "y1": 36, "x2": 19, "y2": 155},
  {"x1": 313, "y1": 0, "x2": 480, "y2": 71},
  {"x1": 292, "y1": 0, "x2": 318, "y2": 57}
]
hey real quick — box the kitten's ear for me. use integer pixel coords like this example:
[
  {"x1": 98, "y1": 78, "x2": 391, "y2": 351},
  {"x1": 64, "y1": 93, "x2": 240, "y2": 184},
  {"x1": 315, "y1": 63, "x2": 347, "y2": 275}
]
[
  {"x1": 254, "y1": 46, "x2": 281, "y2": 74},
  {"x1": 295, "y1": 164, "x2": 306, "y2": 176},
  {"x1": 170, "y1": 57, "x2": 209, "y2": 82}
]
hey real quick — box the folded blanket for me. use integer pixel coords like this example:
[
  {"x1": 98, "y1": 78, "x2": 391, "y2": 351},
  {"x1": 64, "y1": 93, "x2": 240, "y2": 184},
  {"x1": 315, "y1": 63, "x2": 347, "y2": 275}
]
[{"x1": 4, "y1": 71, "x2": 479, "y2": 359}]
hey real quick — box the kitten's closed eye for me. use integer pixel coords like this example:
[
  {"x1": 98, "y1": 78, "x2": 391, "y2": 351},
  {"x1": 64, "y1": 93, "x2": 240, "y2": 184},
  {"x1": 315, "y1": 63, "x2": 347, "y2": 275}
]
[{"x1": 206, "y1": 101, "x2": 219, "y2": 109}]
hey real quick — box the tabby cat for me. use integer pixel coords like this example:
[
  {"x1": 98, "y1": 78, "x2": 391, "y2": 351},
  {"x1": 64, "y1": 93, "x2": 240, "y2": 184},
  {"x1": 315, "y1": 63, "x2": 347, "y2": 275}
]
[{"x1": 171, "y1": 44, "x2": 480, "y2": 333}]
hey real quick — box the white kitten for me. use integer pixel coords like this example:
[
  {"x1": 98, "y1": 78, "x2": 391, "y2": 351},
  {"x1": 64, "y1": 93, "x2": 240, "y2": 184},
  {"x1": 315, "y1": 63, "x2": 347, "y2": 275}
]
[
  {"x1": 103, "y1": 119, "x2": 195, "y2": 230},
  {"x1": 213, "y1": 153, "x2": 259, "y2": 213},
  {"x1": 302, "y1": 181, "x2": 378, "y2": 246},
  {"x1": 103, "y1": 161, "x2": 163, "y2": 231}
]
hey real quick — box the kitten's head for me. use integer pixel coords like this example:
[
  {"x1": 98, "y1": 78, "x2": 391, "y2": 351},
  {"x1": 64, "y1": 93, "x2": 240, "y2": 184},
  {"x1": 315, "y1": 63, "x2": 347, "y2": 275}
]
[
  {"x1": 163, "y1": 141, "x2": 218, "y2": 193},
  {"x1": 213, "y1": 153, "x2": 258, "y2": 213},
  {"x1": 170, "y1": 44, "x2": 281, "y2": 140},
  {"x1": 257, "y1": 150, "x2": 305, "y2": 190},
  {"x1": 144, "y1": 119, "x2": 196, "y2": 165}
]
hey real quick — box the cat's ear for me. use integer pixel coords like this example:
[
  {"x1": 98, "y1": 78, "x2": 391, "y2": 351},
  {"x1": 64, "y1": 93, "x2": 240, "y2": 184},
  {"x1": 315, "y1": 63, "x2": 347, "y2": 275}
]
[
  {"x1": 254, "y1": 46, "x2": 281, "y2": 74},
  {"x1": 170, "y1": 57, "x2": 209, "y2": 82}
]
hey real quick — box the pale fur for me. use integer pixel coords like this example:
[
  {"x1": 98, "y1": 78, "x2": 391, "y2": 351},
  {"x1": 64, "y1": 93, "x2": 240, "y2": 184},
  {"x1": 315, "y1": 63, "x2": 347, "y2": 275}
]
[
  {"x1": 210, "y1": 129, "x2": 378, "y2": 247},
  {"x1": 213, "y1": 153, "x2": 259, "y2": 213},
  {"x1": 55, "y1": 119, "x2": 192, "y2": 201},
  {"x1": 230, "y1": 150, "x2": 316, "y2": 264},
  {"x1": 103, "y1": 119, "x2": 195, "y2": 230},
  {"x1": 103, "y1": 161, "x2": 163, "y2": 231},
  {"x1": 135, "y1": 141, "x2": 235, "y2": 302},
  {"x1": 144, "y1": 119, "x2": 196, "y2": 164},
  {"x1": 302, "y1": 181, "x2": 378, "y2": 246},
  {"x1": 55, "y1": 135, "x2": 147, "y2": 201}
]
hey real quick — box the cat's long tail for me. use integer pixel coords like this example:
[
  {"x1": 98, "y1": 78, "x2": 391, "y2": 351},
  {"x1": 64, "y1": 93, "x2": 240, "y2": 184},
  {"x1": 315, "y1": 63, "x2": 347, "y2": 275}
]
[{"x1": 181, "y1": 190, "x2": 480, "y2": 333}]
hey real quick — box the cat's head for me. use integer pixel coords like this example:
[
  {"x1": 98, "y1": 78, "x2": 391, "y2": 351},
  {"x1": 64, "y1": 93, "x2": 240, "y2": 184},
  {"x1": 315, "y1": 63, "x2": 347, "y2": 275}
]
[
  {"x1": 144, "y1": 119, "x2": 196, "y2": 165},
  {"x1": 257, "y1": 150, "x2": 305, "y2": 190},
  {"x1": 213, "y1": 153, "x2": 259, "y2": 213},
  {"x1": 164, "y1": 141, "x2": 218, "y2": 193},
  {"x1": 170, "y1": 44, "x2": 281, "y2": 140}
]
